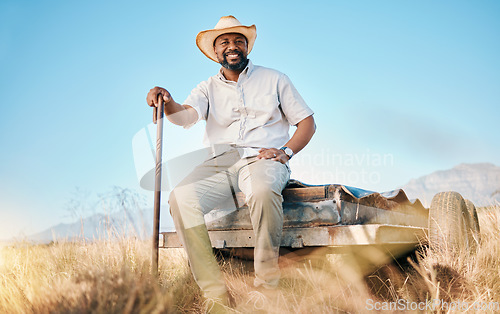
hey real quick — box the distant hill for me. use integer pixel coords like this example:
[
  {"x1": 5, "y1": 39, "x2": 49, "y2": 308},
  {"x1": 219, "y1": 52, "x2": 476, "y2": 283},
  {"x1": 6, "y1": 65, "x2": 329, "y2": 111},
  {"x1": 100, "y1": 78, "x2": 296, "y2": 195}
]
[
  {"x1": 401, "y1": 163, "x2": 500, "y2": 207},
  {"x1": 9, "y1": 208, "x2": 175, "y2": 244}
]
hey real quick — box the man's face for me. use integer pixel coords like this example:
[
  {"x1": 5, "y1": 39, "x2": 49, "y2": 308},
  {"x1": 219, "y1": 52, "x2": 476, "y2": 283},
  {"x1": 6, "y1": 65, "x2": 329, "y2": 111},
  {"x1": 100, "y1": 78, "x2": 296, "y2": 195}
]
[{"x1": 213, "y1": 33, "x2": 249, "y2": 71}]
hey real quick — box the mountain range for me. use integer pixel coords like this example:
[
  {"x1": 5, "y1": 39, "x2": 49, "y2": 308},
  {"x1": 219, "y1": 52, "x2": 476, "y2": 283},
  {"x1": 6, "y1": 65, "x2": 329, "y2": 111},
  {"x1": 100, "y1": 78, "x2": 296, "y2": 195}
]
[
  {"x1": 7, "y1": 209, "x2": 160, "y2": 245},
  {"x1": 401, "y1": 163, "x2": 500, "y2": 207}
]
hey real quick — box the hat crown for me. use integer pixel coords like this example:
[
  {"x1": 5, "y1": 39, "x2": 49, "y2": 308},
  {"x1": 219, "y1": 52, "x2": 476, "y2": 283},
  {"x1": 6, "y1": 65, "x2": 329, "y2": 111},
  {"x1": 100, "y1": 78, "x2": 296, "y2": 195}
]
[{"x1": 214, "y1": 15, "x2": 243, "y2": 30}]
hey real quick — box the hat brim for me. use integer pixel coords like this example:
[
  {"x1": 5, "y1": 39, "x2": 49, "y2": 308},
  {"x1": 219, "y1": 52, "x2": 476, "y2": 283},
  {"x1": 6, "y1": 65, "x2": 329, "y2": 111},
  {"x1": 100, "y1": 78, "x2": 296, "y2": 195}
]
[{"x1": 196, "y1": 25, "x2": 256, "y2": 62}]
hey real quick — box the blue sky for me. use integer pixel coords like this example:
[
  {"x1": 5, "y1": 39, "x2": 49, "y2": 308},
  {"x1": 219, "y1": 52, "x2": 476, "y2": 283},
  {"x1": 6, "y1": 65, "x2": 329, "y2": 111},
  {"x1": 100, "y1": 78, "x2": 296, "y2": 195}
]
[{"x1": 1, "y1": 0, "x2": 499, "y2": 239}]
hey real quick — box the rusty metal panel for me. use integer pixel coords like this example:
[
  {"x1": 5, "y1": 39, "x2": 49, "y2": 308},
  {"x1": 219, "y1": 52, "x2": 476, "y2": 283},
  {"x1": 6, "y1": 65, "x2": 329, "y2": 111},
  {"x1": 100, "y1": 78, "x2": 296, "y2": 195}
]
[
  {"x1": 286, "y1": 180, "x2": 426, "y2": 212},
  {"x1": 161, "y1": 180, "x2": 429, "y2": 250},
  {"x1": 161, "y1": 230, "x2": 255, "y2": 248},
  {"x1": 326, "y1": 225, "x2": 425, "y2": 246},
  {"x1": 340, "y1": 201, "x2": 428, "y2": 227},
  {"x1": 205, "y1": 199, "x2": 340, "y2": 231},
  {"x1": 282, "y1": 186, "x2": 328, "y2": 202},
  {"x1": 204, "y1": 195, "x2": 427, "y2": 232},
  {"x1": 163, "y1": 232, "x2": 182, "y2": 248},
  {"x1": 160, "y1": 224, "x2": 425, "y2": 249},
  {"x1": 205, "y1": 206, "x2": 253, "y2": 230}
]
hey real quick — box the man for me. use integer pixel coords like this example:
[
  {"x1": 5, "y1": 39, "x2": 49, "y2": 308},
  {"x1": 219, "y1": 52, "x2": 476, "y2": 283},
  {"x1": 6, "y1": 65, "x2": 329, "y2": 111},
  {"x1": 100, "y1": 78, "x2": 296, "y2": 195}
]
[{"x1": 146, "y1": 16, "x2": 315, "y2": 307}]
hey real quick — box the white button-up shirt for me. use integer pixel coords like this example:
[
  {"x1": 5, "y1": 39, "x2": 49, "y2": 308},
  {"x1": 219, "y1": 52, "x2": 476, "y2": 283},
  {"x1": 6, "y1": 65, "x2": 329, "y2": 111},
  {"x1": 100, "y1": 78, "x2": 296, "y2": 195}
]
[{"x1": 183, "y1": 60, "x2": 313, "y2": 157}]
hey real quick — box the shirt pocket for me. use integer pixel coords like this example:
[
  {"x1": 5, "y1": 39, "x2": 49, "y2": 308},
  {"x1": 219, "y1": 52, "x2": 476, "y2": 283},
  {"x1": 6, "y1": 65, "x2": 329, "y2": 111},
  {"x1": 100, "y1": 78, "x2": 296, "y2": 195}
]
[{"x1": 246, "y1": 94, "x2": 280, "y2": 128}]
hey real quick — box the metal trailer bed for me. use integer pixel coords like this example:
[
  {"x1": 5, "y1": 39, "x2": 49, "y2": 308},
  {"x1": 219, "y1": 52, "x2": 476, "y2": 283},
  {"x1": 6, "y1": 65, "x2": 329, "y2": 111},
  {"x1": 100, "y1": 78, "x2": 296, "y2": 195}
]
[{"x1": 160, "y1": 180, "x2": 479, "y2": 265}]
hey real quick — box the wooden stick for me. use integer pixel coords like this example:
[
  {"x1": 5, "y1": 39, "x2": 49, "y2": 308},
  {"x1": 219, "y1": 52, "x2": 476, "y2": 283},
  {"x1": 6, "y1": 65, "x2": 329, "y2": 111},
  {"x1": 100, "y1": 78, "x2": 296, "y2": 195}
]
[{"x1": 152, "y1": 94, "x2": 164, "y2": 276}]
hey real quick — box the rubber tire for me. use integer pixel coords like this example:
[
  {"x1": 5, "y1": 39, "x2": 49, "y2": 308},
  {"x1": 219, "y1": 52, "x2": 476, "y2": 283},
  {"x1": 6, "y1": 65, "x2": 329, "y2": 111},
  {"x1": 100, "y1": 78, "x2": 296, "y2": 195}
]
[
  {"x1": 464, "y1": 199, "x2": 481, "y2": 245},
  {"x1": 428, "y1": 191, "x2": 474, "y2": 253}
]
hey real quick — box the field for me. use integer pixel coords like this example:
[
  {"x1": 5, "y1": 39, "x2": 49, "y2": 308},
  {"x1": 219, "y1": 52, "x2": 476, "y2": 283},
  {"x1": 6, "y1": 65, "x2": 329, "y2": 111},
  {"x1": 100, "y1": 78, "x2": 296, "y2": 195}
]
[{"x1": 1, "y1": 207, "x2": 499, "y2": 313}]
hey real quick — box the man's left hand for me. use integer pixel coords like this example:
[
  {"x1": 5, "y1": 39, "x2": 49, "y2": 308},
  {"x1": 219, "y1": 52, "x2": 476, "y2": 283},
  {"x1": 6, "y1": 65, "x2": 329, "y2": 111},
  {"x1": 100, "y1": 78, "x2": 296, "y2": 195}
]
[{"x1": 257, "y1": 148, "x2": 289, "y2": 164}]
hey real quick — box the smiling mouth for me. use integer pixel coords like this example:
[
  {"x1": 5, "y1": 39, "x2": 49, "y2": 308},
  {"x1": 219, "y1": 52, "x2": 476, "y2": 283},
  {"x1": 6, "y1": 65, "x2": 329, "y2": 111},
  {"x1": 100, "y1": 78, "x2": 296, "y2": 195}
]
[
  {"x1": 224, "y1": 51, "x2": 242, "y2": 60},
  {"x1": 219, "y1": 50, "x2": 248, "y2": 70}
]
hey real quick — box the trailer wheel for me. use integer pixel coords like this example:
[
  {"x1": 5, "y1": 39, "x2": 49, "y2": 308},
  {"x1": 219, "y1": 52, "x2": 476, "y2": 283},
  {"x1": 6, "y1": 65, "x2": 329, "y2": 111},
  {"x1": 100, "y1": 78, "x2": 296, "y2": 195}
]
[
  {"x1": 428, "y1": 191, "x2": 474, "y2": 253},
  {"x1": 464, "y1": 199, "x2": 481, "y2": 245}
]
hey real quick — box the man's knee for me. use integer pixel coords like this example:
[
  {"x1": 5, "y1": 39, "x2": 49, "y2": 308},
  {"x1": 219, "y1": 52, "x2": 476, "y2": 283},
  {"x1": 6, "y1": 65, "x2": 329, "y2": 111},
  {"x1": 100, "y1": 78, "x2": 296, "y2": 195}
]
[
  {"x1": 246, "y1": 184, "x2": 283, "y2": 205},
  {"x1": 168, "y1": 188, "x2": 181, "y2": 217},
  {"x1": 168, "y1": 187, "x2": 207, "y2": 229}
]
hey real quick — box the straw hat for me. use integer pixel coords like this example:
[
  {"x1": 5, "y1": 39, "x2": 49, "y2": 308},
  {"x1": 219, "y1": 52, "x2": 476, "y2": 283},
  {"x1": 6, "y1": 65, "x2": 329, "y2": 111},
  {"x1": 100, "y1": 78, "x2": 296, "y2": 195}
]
[{"x1": 196, "y1": 16, "x2": 257, "y2": 62}]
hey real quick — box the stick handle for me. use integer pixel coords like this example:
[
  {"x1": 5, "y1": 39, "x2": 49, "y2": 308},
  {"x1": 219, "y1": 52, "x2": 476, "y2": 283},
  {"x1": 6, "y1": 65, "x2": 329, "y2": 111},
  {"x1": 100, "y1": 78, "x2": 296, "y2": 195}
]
[{"x1": 153, "y1": 93, "x2": 165, "y2": 124}]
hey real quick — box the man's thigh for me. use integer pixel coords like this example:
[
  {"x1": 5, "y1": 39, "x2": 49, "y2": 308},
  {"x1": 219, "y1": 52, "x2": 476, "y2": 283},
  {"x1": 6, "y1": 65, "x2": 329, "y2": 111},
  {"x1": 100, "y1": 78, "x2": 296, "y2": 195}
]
[
  {"x1": 170, "y1": 150, "x2": 242, "y2": 225},
  {"x1": 237, "y1": 158, "x2": 290, "y2": 198}
]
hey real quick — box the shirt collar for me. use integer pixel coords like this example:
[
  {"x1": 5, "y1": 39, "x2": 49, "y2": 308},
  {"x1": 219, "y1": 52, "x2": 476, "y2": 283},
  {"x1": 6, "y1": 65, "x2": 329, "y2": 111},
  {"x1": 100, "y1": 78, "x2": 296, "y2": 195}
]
[
  {"x1": 245, "y1": 59, "x2": 255, "y2": 76},
  {"x1": 217, "y1": 59, "x2": 254, "y2": 82}
]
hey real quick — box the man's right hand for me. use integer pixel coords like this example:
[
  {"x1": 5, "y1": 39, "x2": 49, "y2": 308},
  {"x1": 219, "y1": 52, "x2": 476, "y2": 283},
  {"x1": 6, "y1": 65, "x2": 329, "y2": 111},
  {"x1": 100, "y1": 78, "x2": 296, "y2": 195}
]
[
  {"x1": 145, "y1": 86, "x2": 198, "y2": 127},
  {"x1": 147, "y1": 86, "x2": 173, "y2": 107}
]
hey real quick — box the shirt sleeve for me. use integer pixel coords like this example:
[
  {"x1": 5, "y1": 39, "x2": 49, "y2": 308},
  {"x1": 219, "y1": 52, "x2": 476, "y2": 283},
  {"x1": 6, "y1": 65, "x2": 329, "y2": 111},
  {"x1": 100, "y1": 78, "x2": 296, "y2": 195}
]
[
  {"x1": 277, "y1": 74, "x2": 314, "y2": 126},
  {"x1": 182, "y1": 81, "x2": 209, "y2": 129}
]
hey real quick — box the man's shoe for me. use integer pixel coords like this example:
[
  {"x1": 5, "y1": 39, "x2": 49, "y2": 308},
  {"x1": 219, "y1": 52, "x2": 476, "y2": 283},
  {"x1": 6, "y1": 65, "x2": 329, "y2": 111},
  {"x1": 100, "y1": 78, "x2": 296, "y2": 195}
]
[{"x1": 204, "y1": 292, "x2": 235, "y2": 313}]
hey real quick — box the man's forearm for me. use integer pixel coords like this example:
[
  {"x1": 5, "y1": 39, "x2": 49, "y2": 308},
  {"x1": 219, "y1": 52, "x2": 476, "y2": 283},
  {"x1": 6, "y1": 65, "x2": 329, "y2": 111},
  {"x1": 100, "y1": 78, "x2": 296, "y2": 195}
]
[
  {"x1": 164, "y1": 101, "x2": 198, "y2": 126},
  {"x1": 284, "y1": 115, "x2": 316, "y2": 155}
]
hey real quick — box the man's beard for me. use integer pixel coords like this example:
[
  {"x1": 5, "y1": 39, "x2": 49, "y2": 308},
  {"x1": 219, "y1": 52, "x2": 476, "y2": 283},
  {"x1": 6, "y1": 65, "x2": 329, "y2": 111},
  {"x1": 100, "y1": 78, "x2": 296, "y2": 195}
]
[{"x1": 219, "y1": 51, "x2": 248, "y2": 71}]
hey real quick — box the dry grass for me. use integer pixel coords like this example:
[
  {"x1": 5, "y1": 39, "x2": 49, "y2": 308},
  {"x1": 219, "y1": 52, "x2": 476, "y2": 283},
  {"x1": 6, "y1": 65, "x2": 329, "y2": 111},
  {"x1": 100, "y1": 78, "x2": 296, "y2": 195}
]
[
  {"x1": 365, "y1": 206, "x2": 500, "y2": 313},
  {"x1": 1, "y1": 206, "x2": 499, "y2": 313}
]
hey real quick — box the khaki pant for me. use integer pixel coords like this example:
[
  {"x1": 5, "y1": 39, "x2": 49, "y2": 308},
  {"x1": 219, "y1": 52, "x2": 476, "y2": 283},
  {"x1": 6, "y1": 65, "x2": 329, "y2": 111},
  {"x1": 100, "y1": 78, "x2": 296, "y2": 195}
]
[{"x1": 169, "y1": 148, "x2": 290, "y2": 299}]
